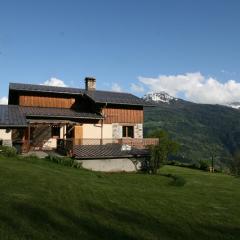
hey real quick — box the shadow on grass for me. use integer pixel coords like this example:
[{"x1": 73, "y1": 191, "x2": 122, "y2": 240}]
[{"x1": 0, "y1": 201, "x2": 239, "y2": 240}]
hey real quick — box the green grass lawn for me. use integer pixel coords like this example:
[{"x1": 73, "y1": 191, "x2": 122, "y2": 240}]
[{"x1": 0, "y1": 156, "x2": 240, "y2": 240}]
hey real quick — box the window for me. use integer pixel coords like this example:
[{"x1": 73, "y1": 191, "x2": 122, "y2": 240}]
[
  {"x1": 51, "y1": 126, "x2": 60, "y2": 138},
  {"x1": 122, "y1": 126, "x2": 134, "y2": 138}
]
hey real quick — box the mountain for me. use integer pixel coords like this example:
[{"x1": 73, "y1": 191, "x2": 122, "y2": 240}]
[
  {"x1": 143, "y1": 91, "x2": 240, "y2": 110},
  {"x1": 143, "y1": 91, "x2": 178, "y2": 103},
  {"x1": 226, "y1": 102, "x2": 240, "y2": 110},
  {"x1": 143, "y1": 92, "x2": 240, "y2": 168}
]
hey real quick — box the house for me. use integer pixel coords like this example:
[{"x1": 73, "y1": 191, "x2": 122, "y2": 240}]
[{"x1": 0, "y1": 77, "x2": 157, "y2": 171}]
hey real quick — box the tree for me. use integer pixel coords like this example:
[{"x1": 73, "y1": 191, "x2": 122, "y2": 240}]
[
  {"x1": 144, "y1": 130, "x2": 180, "y2": 174},
  {"x1": 230, "y1": 151, "x2": 240, "y2": 176}
]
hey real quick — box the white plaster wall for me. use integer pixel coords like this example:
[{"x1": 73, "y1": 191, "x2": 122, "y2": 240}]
[
  {"x1": 0, "y1": 129, "x2": 12, "y2": 140},
  {"x1": 42, "y1": 125, "x2": 65, "y2": 150},
  {"x1": 102, "y1": 124, "x2": 112, "y2": 138},
  {"x1": 82, "y1": 124, "x2": 112, "y2": 139},
  {"x1": 83, "y1": 124, "x2": 101, "y2": 139},
  {"x1": 0, "y1": 129, "x2": 12, "y2": 146},
  {"x1": 78, "y1": 158, "x2": 140, "y2": 172},
  {"x1": 43, "y1": 138, "x2": 57, "y2": 150},
  {"x1": 60, "y1": 125, "x2": 66, "y2": 139}
]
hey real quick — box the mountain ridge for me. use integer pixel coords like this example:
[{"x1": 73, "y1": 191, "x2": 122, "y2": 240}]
[
  {"x1": 143, "y1": 91, "x2": 240, "y2": 110},
  {"x1": 143, "y1": 91, "x2": 240, "y2": 167}
]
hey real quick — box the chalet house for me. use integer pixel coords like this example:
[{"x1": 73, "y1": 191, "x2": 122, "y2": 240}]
[{"x1": 0, "y1": 77, "x2": 157, "y2": 170}]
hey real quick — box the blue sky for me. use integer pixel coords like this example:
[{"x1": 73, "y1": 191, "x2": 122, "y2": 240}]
[{"x1": 1, "y1": 0, "x2": 240, "y2": 104}]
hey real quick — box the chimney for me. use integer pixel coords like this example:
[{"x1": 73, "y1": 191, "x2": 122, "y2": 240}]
[{"x1": 85, "y1": 77, "x2": 96, "y2": 91}]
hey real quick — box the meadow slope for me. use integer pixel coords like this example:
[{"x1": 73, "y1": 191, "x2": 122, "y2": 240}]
[{"x1": 0, "y1": 156, "x2": 240, "y2": 240}]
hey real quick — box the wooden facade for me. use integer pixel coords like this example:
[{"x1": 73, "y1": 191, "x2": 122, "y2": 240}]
[
  {"x1": 18, "y1": 94, "x2": 144, "y2": 124},
  {"x1": 102, "y1": 106, "x2": 143, "y2": 124},
  {"x1": 74, "y1": 125, "x2": 83, "y2": 145},
  {"x1": 7, "y1": 82, "x2": 151, "y2": 157},
  {"x1": 19, "y1": 95, "x2": 76, "y2": 108}
]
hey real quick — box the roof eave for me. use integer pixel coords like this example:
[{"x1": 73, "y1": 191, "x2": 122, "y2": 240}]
[
  {"x1": 26, "y1": 115, "x2": 103, "y2": 120},
  {"x1": 0, "y1": 125, "x2": 27, "y2": 128},
  {"x1": 94, "y1": 101, "x2": 146, "y2": 107},
  {"x1": 9, "y1": 88, "x2": 83, "y2": 96}
]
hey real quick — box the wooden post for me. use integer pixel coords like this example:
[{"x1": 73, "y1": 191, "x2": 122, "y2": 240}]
[
  {"x1": 211, "y1": 155, "x2": 214, "y2": 173},
  {"x1": 28, "y1": 124, "x2": 31, "y2": 151},
  {"x1": 101, "y1": 119, "x2": 103, "y2": 145},
  {"x1": 101, "y1": 105, "x2": 106, "y2": 145},
  {"x1": 74, "y1": 125, "x2": 83, "y2": 145},
  {"x1": 63, "y1": 124, "x2": 66, "y2": 140}
]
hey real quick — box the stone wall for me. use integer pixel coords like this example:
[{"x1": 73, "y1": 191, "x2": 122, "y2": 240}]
[
  {"x1": 112, "y1": 124, "x2": 122, "y2": 138},
  {"x1": 77, "y1": 158, "x2": 141, "y2": 172},
  {"x1": 134, "y1": 124, "x2": 143, "y2": 138},
  {"x1": 112, "y1": 123, "x2": 143, "y2": 139}
]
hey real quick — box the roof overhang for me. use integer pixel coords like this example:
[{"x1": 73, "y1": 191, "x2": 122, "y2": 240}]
[
  {"x1": 0, "y1": 125, "x2": 27, "y2": 129},
  {"x1": 27, "y1": 119, "x2": 79, "y2": 124},
  {"x1": 26, "y1": 115, "x2": 103, "y2": 120}
]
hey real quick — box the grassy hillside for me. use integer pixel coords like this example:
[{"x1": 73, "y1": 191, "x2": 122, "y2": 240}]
[
  {"x1": 144, "y1": 101, "x2": 240, "y2": 167},
  {"x1": 0, "y1": 155, "x2": 240, "y2": 240}
]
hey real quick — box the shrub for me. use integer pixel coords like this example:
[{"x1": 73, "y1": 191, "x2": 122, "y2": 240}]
[
  {"x1": 167, "y1": 160, "x2": 200, "y2": 169},
  {"x1": 0, "y1": 146, "x2": 18, "y2": 157},
  {"x1": 20, "y1": 154, "x2": 40, "y2": 163},
  {"x1": 45, "y1": 155, "x2": 82, "y2": 168},
  {"x1": 160, "y1": 173, "x2": 186, "y2": 186},
  {"x1": 72, "y1": 161, "x2": 82, "y2": 169},
  {"x1": 199, "y1": 160, "x2": 210, "y2": 171},
  {"x1": 143, "y1": 130, "x2": 180, "y2": 174},
  {"x1": 230, "y1": 152, "x2": 240, "y2": 176},
  {"x1": 170, "y1": 174, "x2": 186, "y2": 186}
]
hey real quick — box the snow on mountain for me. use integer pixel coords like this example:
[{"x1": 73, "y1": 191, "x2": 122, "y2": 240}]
[
  {"x1": 143, "y1": 91, "x2": 178, "y2": 103},
  {"x1": 142, "y1": 91, "x2": 240, "y2": 110},
  {"x1": 225, "y1": 102, "x2": 240, "y2": 110}
]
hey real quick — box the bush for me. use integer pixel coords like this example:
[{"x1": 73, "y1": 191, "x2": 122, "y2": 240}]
[
  {"x1": 0, "y1": 146, "x2": 18, "y2": 157},
  {"x1": 167, "y1": 160, "x2": 200, "y2": 169},
  {"x1": 161, "y1": 173, "x2": 186, "y2": 186},
  {"x1": 143, "y1": 129, "x2": 180, "y2": 174},
  {"x1": 20, "y1": 154, "x2": 40, "y2": 163},
  {"x1": 167, "y1": 160, "x2": 223, "y2": 172},
  {"x1": 230, "y1": 152, "x2": 240, "y2": 176},
  {"x1": 199, "y1": 160, "x2": 209, "y2": 171},
  {"x1": 170, "y1": 174, "x2": 186, "y2": 186},
  {"x1": 45, "y1": 155, "x2": 82, "y2": 168}
]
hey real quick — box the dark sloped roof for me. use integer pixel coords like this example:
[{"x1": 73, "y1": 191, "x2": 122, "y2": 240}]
[
  {"x1": 21, "y1": 106, "x2": 102, "y2": 120},
  {"x1": 85, "y1": 90, "x2": 147, "y2": 106},
  {"x1": 0, "y1": 105, "x2": 102, "y2": 128},
  {"x1": 9, "y1": 82, "x2": 148, "y2": 106},
  {"x1": 73, "y1": 144, "x2": 150, "y2": 159},
  {"x1": 0, "y1": 105, "x2": 27, "y2": 127},
  {"x1": 9, "y1": 83, "x2": 83, "y2": 95}
]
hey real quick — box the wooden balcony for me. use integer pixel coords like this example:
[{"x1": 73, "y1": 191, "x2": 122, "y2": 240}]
[{"x1": 57, "y1": 138, "x2": 159, "y2": 158}]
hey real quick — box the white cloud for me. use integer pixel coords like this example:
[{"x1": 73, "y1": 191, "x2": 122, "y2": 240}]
[
  {"x1": 0, "y1": 97, "x2": 8, "y2": 105},
  {"x1": 42, "y1": 77, "x2": 67, "y2": 87},
  {"x1": 111, "y1": 83, "x2": 122, "y2": 92},
  {"x1": 130, "y1": 83, "x2": 145, "y2": 93},
  {"x1": 139, "y1": 72, "x2": 240, "y2": 104}
]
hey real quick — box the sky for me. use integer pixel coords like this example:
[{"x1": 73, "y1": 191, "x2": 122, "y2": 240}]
[{"x1": 1, "y1": 0, "x2": 240, "y2": 104}]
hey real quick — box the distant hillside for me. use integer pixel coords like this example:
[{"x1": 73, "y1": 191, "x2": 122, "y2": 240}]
[{"x1": 143, "y1": 93, "x2": 240, "y2": 167}]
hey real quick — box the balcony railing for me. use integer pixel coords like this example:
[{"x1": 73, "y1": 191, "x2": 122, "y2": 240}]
[{"x1": 57, "y1": 138, "x2": 159, "y2": 156}]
